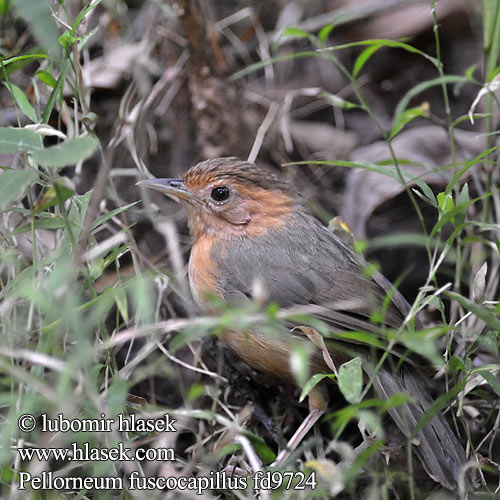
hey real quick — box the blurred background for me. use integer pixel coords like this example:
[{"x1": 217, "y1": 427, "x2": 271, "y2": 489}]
[{"x1": 1, "y1": 0, "x2": 499, "y2": 498}]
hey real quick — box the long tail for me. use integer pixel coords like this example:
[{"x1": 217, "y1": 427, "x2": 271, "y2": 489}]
[{"x1": 367, "y1": 364, "x2": 477, "y2": 491}]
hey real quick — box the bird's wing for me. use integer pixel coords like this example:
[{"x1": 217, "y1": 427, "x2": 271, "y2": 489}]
[{"x1": 215, "y1": 212, "x2": 410, "y2": 336}]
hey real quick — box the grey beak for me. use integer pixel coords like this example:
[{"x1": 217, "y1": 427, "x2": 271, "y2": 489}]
[{"x1": 136, "y1": 178, "x2": 195, "y2": 202}]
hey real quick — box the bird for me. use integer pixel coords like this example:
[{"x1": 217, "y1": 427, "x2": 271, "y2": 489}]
[{"x1": 138, "y1": 157, "x2": 476, "y2": 491}]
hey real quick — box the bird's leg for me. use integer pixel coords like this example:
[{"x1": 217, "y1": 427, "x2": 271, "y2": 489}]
[{"x1": 272, "y1": 384, "x2": 328, "y2": 465}]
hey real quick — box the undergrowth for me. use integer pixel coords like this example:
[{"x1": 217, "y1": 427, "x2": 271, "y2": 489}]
[{"x1": 0, "y1": 0, "x2": 499, "y2": 499}]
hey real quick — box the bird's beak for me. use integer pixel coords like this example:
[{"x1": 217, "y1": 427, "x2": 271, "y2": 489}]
[{"x1": 136, "y1": 178, "x2": 195, "y2": 202}]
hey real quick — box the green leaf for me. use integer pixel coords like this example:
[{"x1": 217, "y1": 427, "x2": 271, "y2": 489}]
[
  {"x1": 399, "y1": 330, "x2": 443, "y2": 366},
  {"x1": 106, "y1": 378, "x2": 132, "y2": 416},
  {"x1": 353, "y1": 45, "x2": 381, "y2": 78},
  {"x1": 338, "y1": 357, "x2": 363, "y2": 404},
  {"x1": 430, "y1": 194, "x2": 486, "y2": 238},
  {"x1": 92, "y1": 201, "x2": 140, "y2": 230},
  {"x1": 393, "y1": 75, "x2": 467, "y2": 126},
  {"x1": 71, "y1": 0, "x2": 104, "y2": 36},
  {"x1": 412, "y1": 381, "x2": 465, "y2": 436},
  {"x1": 286, "y1": 160, "x2": 437, "y2": 203},
  {"x1": 437, "y1": 192, "x2": 455, "y2": 213},
  {"x1": 299, "y1": 373, "x2": 335, "y2": 402},
  {"x1": 42, "y1": 58, "x2": 70, "y2": 124},
  {"x1": 318, "y1": 24, "x2": 334, "y2": 43},
  {"x1": 34, "y1": 181, "x2": 74, "y2": 213},
  {"x1": 187, "y1": 383, "x2": 205, "y2": 400},
  {"x1": 478, "y1": 331, "x2": 499, "y2": 357},
  {"x1": 242, "y1": 430, "x2": 276, "y2": 464},
  {"x1": 281, "y1": 27, "x2": 309, "y2": 38},
  {"x1": 465, "y1": 64, "x2": 478, "y2": 82},
  {"x1": 3, "y1": 82, "x2": 38, "y2": 122},
  {"x1": 32, "y1": 136, "x2": 98, "y2": 168},
  {"x1": 290, "y1": 343, "x2": 312, "y2": 388},
  {"x1": 329, "y1": 330, "x2": 383, "y2": 349},
  {"x1": 10, "y1": 217, "x2": 67, "y2": 235},
  {"x1": 358, "y1": 409, "x2": 381, "y2": 434},
  {"x1": 477, "y1": 369, "x2": 500, "y2": 398},
  {"x1": 58, "y1": 30, "x2": 78, "y2": 49},
  {"x1": 0, "y1": 0, "x2": 11, "y2": 16},
  {"x1": 449, "y1": 356, "x2": 465, "y2": 375},
  {"x1": 12, "y1": 0, "x2": 60, "y2": 58},
  {"x1": 0, "y1": 54, "x2": 48, "y2": 66},
  {"x1": 322, "y1": 39, "x2": 439, "y2": 67},
  {"x1": 320, "y1": 91, "x2": 359, "y2": 110},
  {"x1": 390, "y1": 102, "x2": 430, "y2": 140},
  {"x1": 36, "y1": 70, "x2": 57, "y2": 88},
  {"x1": 111, "y1": 287, "x2": 129, "y2": 324},
  {"x1": 0, "y1": 169, "x2": 37, "y2": 209},
  {"x1": 446, "y1": 291, "x2": 500, "y2": 331},
  {"x1": 216, "y1": 443, "x2": 241, "y2": 459},
  {"x1": 455, "y1": 183, "x2": 469, "y2": 227},
  {"x1": 0, "y1": 127, "x2": 43, "y2": 153}
]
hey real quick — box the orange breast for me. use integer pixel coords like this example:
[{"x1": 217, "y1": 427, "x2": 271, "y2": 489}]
[{"x1": 188, "y1": 235, "x2": 219, "y2": 310}]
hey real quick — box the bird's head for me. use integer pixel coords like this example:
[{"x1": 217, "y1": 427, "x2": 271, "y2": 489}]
[{"x1": 138, "y1": 157, "x2": 297, "y2": 240}]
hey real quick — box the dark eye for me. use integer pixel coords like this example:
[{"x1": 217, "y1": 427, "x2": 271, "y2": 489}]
[{"x1": 210, "y1": 186, "x2": 230, "y2": 202}]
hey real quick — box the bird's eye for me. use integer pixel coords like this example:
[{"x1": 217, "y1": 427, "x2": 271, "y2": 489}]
[{"x1": 210, "y1": 186, "x2": 230, "y2": 202}]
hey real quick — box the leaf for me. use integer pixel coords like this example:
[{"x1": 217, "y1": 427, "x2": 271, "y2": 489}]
[
  {"x1": 32, "y1": 136, "x2": 99, "y2": 168},
  {"x1": 353, "y1": 45, "x2": 381, "y2": 78},
  {"x1": 36, "y1": 70, "x2": 57, "y2": 88},
  {"x1": 187, "y1": 383, "x2": 205, "y2": 400},
  {"x1": 479, "y1": 370, "x2": 500, "y2": 398},
  {"x1": 455, "y1": 182, "x2": 469, "y2": 227},
  {"x1": 3, "y1": 82, "x2": 38, "y2": 123},
  {"x1": 322, "y1": 39, "x2": 439, "y2": 66},
  {"x1": 12, "y1": 0, "x2": 60, "y2": 57},
  {"x1": 0, "y1": 169, "x2": 37, "y2": 209},
  {"x1": 25, "y1": 123, "x2": 66, "y2": 139},
  {"x1": 0, "y1": 54, "x2": 48, "y2": 66},
  {"x1": 320, "y1": 91, "x2": 359, "y2": 110},
  {"x1": 243, "y1": 431, "x2": 276, "y2": 464},
  {"x1": 437, "y1": 192, "x2": 455, "y2": 213},
  {"x1": 0, "y1": 0, "x2": 11, "y2": 15},
  {"x1": 393, "y1": 75, "x2": 467, "y2": 126},
  {"x1": 478, "y1": 331, "x2": 499, "y2": 357},
  {"x1": 106, "y1": 378, "x2": 132, "y2": 416},
  {"x1": 110, "y1": 287, "x2": 129, "y2": 324},
  {"x1": 290, "y1": 343, "x2": 312, "y2": 388},
  {"x1": 472, "y1": 262, "x2": 488, "y2": 302},
  {"x1": 446, "y1": 291, "x2": 500, "y2": 331},
  {"x1": 10, "y1": 217, "x2": 67, "y2": 235},
  {"x1": 300, "y1": 373, "x2": 335, "y2": 403},
  {"x1": 412, "y1": 381, "x2": 465, "y2": 436},
  {"x1": 465, "y1": 64, "x2": 478, "y2": 82},
  {"x1": 338, "y1": 357, "x2": 363, "y2": 404},
  {"x1": 399, "y1": 330, "x2": 443, "y2": 366},
  {"x1": 389, "y1": 102, "x2": 430, "y2": 140},
  {"x1": 298, "y1": 325, "x2": 338, "y2": 375},
  {"x1": 0, "y1": 127, "x2": 43, "y2": 153},
  {"x1": 91, "y1": 201, "x2": 140, "y2": 230},
  {"x1": 286, "y1": 160, "x2": 437, "y2": 202},
  {"x1": 34, "y1": 180, "x2": 74, "y2": 213},
  {"x1": 42, "y1": 59, "x2": 69, "y2": 124},
  {"x1": 281, "y1": 27, "x2": 309, "y2": 38},
  {"x1": 318, "y1": 24, "x2": 334, "y2": 43},
  {"x1": 58, "y1": 30, "x2": 78, "y2": 49}
]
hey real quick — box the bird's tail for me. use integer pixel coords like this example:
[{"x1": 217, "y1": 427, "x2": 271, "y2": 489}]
[{"x1": 367, "y1": 363, "x2": 477, "y2": 491}]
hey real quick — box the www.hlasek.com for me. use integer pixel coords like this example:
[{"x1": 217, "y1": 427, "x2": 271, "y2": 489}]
[
  {"x1": 16, "y1": 412, "x2": 318, "y2": 493},
  {"x1": 17, "y1": 441, "x2": 174, "y2": 462}
]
